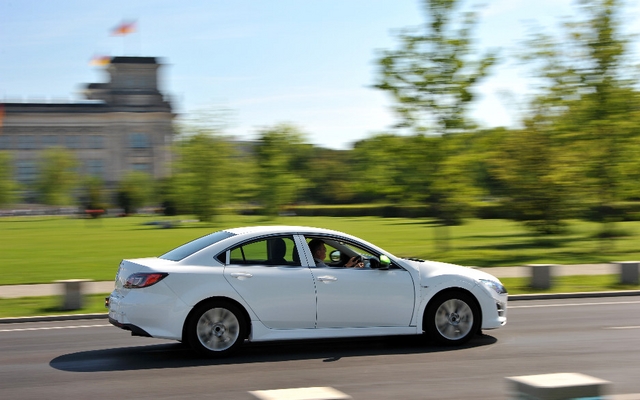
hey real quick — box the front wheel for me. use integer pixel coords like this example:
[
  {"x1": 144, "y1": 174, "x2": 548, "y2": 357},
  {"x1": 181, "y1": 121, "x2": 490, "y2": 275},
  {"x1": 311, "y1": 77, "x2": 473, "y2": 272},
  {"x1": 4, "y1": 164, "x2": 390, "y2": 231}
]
[
  {"x1": 424, "y1": 291, "x2": 480, "y2": 345},
  {"x1": 187, "y1": 301, "x2": 247, "y2": 357}
]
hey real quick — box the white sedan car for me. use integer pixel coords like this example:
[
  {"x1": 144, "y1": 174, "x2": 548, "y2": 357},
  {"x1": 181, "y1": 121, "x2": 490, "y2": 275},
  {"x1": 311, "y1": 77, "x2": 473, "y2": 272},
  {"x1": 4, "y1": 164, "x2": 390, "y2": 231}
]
[{"x1": 107, "y1": 225, "x2": 507, "y2": 356}]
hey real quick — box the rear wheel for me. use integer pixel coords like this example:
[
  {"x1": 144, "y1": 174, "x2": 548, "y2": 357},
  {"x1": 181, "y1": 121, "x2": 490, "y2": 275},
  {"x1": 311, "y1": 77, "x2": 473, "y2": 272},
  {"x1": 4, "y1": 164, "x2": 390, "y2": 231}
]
[
  {"x1": 187, "y1": 301, "x2": 247, "y2": 357},
  {"x1": 424, "y1": 291, "x2": 479, "y2": 345}
]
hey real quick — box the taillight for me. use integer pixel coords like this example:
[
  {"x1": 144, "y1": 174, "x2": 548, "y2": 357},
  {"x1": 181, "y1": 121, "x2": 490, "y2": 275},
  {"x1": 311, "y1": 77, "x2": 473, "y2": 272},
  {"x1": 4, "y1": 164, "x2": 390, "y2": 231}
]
[{"x1": 123, "y1": 273, "x2": 169, "y2": 289}]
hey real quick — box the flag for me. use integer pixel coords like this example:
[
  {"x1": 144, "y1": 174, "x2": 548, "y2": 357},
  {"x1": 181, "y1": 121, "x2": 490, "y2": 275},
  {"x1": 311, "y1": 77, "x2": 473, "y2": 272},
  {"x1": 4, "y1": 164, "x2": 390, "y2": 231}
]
[
  {"x1": 90, "y1": 55, "x2": 111, "y2": 66},
  {"x1": 111, "y1": 20, "x2": 136, "y2": 36}
]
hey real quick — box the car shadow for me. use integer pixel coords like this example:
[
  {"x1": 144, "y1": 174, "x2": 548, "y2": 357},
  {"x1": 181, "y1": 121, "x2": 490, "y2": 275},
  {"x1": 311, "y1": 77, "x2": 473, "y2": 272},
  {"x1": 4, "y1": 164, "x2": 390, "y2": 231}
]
[{"x1": 49, "y1": 334, "x2": 497, "y2": 372}]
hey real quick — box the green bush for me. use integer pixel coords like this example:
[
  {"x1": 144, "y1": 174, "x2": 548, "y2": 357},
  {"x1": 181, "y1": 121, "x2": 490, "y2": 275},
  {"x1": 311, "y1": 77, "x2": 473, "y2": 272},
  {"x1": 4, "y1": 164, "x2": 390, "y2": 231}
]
[
  {"x1": 584, "y1": 202, "x2": 640, "y2": 222},
  {"x1": 289, "y1": 204, "x2": 433, "y2": 218}
]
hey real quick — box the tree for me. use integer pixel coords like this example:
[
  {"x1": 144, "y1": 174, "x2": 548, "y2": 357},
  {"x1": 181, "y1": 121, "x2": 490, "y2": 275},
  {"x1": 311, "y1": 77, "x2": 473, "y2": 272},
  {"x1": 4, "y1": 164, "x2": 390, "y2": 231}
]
[
  {"x1": 79, "y1": 176, "x2": 107, "y2": 213},
  {"x1": 519, "y1": 0, "x2": 639, "y2": 239},
  {"x1": 116, "y1": 171, "x2": 154, "y2": 214},
  {"x1": 465, "y1": 128, "x2": 511, "y2": 201},
  {"x1": 375, "y1": 0, "x2": 496, "y2": 248},
  {"x1": 301, "y1": 147, "x2": 355, "y2": 205},
  {"x1": 156, "y1": 176, "x2": 182, "y2": 216},
  {"x1": 34, "y1": 147, "x2": 78, "y2": 206},
  {"x1": 489, "y1": 125, "x2": 577, "y2": 234},
  {"x1": 168, "y1": 108, "x2": 240, "y2": 221},
  {"x1": 174, "y1": 133, "x2": 235, "y2": 221},
  {"x1": 375, "y1": 0, "x2": 497, "y2": 134},
  {"x1": 254, "y1": 124, "x2": 309, "y2": 216},
  {"x1": 0, "y1": 152, "x2": 18, "y2": 206},
  {"x1": 351, "y1": 134, "x2": 418, "y2": 203}
]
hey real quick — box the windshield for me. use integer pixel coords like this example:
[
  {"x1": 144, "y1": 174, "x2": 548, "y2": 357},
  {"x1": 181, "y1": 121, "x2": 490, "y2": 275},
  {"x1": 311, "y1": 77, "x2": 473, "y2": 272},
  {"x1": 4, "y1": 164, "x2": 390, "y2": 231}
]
[{"x1": 159, "y1": 231, "x2": 235, "y2": 261}]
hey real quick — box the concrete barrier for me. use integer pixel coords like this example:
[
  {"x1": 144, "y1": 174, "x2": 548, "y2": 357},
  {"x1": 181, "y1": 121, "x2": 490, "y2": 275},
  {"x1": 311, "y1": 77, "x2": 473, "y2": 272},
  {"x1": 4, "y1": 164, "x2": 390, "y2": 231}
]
[
  {"x1": 528, "y1": 264, "x2": 555, "y2": 290},
  {"x1": 614, "y1": 261, "x2": 639, "y2": 285},
  {"x1": 506, "y1": 372, "x2": 611, "y2": 399},
  {"x1": 55, "y1": 279, "x2": 91, "y2": 310}
]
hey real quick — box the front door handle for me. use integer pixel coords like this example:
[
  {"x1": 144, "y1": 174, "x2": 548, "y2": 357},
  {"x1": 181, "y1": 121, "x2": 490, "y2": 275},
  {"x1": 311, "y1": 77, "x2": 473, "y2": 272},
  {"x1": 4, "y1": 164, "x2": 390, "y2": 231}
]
[{"x1": 317, "y1": 276, "x2": 337, "y2": 282}]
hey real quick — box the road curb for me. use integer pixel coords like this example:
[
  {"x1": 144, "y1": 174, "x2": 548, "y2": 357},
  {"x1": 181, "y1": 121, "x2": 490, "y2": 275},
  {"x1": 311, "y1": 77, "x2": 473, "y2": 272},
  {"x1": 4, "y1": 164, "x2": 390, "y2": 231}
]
[
  {"x1": 0, "y1": 313, "x2": 108, "y2": 324},
  {"x1": 2, "y1": 290, "x2": 640, "y2": 324},
  {"x1": 508, "y1": 290, "x2": 640, "y2": 301}
]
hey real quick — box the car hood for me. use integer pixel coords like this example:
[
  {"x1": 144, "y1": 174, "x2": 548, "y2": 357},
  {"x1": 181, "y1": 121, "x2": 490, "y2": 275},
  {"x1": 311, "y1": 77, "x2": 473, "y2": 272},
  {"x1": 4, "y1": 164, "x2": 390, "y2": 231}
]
[{"x1": 401, "y1": 258, "x2": 501, "y2": 283}]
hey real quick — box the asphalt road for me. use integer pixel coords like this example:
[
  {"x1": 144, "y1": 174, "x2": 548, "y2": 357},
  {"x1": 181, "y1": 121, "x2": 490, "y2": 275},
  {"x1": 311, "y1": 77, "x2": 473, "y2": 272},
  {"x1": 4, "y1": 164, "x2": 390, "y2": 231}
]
[{"x1": 1, "y1": 296, "x2": 640, "y2": 399}]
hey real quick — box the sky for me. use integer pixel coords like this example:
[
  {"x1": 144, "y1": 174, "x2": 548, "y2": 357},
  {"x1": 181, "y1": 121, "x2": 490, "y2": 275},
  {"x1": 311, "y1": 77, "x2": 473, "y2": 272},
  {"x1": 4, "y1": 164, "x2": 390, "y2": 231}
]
[{"x1": 1, "y1": 0, "x2": 638, "y2": 150}]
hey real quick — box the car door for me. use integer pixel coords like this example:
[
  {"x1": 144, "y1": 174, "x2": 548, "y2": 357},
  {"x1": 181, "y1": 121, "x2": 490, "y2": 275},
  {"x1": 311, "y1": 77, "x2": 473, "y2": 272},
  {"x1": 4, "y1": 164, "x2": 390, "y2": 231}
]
[
  {"x1": 313, "y1": 267, "x2": 415, "y2": 328},
  {"x1": 307, "y1": 238, "x2": 415, "y2": 328},
  {"x1": 223, "y1": 235, "x2": 316, "y2": 330}
]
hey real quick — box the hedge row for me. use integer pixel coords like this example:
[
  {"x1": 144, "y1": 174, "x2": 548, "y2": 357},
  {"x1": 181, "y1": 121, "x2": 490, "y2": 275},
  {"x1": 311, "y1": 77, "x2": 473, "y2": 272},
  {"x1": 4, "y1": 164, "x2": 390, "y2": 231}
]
[
  {"x1": 289, "y1": 204, "x2": 432, "y2": 218},
  {"x1": 284, "y1": 202, "x2": 640, "y2": 221}
]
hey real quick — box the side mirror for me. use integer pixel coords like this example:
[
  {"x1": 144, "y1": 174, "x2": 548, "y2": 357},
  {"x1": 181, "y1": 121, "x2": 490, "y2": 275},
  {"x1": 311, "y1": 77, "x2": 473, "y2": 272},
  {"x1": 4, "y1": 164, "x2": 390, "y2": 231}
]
[
  {"x1": 379, "y1": 255, "x2": 391, "y2": 270},
  {"x1": 369, "y1": 255, "x2": 391, "y2": 270},
  {"x1": 329, "y1": 250, "x2": 341, "y2": 262}
]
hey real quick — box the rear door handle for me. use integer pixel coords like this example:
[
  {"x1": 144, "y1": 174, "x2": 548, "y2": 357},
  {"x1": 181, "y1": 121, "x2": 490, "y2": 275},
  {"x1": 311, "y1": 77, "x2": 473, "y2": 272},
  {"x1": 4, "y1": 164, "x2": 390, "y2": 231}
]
[{"x1": 318, "y1": 275, "x2": 337, "y2": 282}]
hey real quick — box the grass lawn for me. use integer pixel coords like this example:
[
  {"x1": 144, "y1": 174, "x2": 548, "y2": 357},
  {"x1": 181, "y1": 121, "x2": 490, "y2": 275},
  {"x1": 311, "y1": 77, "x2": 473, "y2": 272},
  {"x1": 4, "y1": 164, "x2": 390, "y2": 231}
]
[
  {"x1": 0, "y1": 293, "x2": 110, "y2": 318},
  {"x1": 1, "y1": 214, "x2": 640, "y2": 285},
  {"x1": 2, "y1": 215, "x2": 638, "y2": 319}
]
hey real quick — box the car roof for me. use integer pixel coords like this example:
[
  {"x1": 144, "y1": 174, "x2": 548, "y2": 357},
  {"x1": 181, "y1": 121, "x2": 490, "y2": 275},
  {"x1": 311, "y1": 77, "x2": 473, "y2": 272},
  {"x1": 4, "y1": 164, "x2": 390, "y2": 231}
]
[{"x1": 224, "y1": 225, "x2": 347, "y2": 237}]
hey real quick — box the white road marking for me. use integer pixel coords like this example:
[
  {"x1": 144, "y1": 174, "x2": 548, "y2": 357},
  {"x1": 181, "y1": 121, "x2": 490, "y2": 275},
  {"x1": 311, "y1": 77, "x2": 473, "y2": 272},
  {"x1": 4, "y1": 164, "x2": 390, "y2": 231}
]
[
  {"x1": 249, "y1": 387, "x2": 352, "y2": 400},
  {"x1": 604, "y1": 326, "x2": 640, "y2": 330},
  {"x1": 0, "y1": 324, "x2": 111, "y2": 333},
  {"x1": 509, "y1": 300, "x2": 640, "y2": 309}
]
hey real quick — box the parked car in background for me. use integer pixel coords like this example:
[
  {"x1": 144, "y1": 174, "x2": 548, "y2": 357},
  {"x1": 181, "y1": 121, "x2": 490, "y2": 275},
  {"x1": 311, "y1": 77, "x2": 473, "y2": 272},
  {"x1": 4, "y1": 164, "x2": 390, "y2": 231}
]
[{"x1": 107, "y1": 225, "x2": 507, "y2": 356}]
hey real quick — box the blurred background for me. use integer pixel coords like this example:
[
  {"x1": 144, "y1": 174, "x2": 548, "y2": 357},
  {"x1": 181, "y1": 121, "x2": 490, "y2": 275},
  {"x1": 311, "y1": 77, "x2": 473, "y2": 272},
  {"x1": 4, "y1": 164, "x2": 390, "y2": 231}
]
[{"x1": 1, "y1": 0, "x2": 640, "y2": 240}]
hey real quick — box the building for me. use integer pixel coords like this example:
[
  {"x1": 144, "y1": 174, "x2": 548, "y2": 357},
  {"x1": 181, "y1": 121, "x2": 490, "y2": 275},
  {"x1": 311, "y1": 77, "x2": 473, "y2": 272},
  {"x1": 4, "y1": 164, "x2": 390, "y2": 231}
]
[{"x1": 0, "y1": 56, "x2": 175, "y2": 195}]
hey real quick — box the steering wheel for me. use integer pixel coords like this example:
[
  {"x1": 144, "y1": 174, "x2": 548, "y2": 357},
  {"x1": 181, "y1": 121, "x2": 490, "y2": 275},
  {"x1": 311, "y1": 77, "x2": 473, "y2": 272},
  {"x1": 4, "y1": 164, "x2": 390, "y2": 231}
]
[{"x1": 347, "y1": 255, "x2": 367, "y2": 268}]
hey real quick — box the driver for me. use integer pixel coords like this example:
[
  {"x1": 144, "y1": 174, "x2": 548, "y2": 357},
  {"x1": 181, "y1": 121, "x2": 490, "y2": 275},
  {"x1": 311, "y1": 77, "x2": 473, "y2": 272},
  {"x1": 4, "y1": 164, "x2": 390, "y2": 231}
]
[{"x1": 308, "y1": 239, "x2": 364, "y2": 268}]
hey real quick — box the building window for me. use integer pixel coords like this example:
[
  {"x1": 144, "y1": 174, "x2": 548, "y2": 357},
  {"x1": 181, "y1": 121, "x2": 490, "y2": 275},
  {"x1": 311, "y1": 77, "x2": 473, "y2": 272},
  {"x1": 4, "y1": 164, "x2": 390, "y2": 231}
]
[
  {"x1": 87, "y1": 135, "x2": 104, "y2": 149},
  {"x1": 0, "y1": 136, "x2": 12, "y2": 150},
  {"x1": 129, "y1": 133, "x2": 150, "y2": 149},
  {"x1": 42, "y1": 135, "x2": 59, "y2": 147},
  {"x1": 18, "y1": 135, "x2": 37, "y2": 150},
  {"x1": 16, "y1": 160, "x2": 38, "y2": 184},
  {"x1": 65, "y1": 135, "x2": 81, "y2": 149},
  {"x1": 131, "y1": 163, "x2": 151, "y2": 173},
  {"x1": 86, "y1": 159, "x2": 104, "y2": 178}
]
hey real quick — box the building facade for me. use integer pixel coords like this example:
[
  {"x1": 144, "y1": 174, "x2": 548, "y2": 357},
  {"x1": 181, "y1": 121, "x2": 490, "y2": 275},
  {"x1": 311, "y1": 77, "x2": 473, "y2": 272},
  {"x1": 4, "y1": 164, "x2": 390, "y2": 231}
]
[{"x1": 0, "y1": 57, "x2": 174, "y2": 192}]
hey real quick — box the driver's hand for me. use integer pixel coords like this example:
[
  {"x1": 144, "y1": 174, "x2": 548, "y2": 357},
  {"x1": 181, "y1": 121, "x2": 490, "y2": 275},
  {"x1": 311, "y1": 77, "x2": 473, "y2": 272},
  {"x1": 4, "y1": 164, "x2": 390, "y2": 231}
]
[{"x1": 346, "y1": 256, "x2": 364, "y2": 268}]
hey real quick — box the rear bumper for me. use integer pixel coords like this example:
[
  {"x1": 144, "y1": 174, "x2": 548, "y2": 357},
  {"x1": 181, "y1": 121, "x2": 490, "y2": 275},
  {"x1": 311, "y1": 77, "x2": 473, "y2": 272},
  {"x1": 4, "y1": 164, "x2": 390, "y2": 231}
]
[
  {"x1": 107, "y1": 283, "x2": 191, "y2": 341},
  {"x1": 108, "y1": 317, "x2": 152, "y2": 337}
]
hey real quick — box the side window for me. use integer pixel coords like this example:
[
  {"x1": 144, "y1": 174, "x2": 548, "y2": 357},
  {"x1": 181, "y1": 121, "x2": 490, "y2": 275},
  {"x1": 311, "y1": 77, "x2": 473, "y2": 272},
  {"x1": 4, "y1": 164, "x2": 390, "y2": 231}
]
[
  {"x1": 229, "y1": 236, "x2": 300, "y2": 266},
  {"x1": 341, "y1": 241, "x2": 399, "y2": 270},
  {"x1": 306, "y1": 236, "x2": 393, "y2": 269},
  {"x1": 342, "y1": 242, "x2": 375, "y2": 259},
  {"x1": 305, "y1": 237, "x2": 342, "y2": 267}
]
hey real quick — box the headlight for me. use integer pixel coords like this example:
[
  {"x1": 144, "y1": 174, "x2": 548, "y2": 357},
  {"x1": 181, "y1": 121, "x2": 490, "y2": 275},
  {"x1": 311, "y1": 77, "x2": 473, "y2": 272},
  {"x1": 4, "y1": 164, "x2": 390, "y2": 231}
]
[{"x1": 480, "y1": 279, "x2": 507, "y2": 294}]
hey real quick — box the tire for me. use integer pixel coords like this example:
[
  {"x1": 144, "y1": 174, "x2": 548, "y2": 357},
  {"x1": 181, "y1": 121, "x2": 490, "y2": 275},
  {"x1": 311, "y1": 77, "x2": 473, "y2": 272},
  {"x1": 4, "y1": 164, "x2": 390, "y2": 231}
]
[
  {"x1": 424, "y1": 290, "x2": 480, "y2": 345},
  {"x1": 187, "y1": 301, "x2": 247, "y2": 357}
]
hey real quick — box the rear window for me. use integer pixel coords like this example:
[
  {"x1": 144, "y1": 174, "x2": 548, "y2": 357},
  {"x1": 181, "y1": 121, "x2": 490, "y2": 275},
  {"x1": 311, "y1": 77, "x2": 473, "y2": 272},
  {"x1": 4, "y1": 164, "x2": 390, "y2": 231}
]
[{"x1": 159, "y1": 231, "x2": 235, "y2": 261}]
